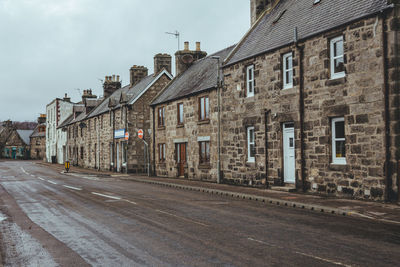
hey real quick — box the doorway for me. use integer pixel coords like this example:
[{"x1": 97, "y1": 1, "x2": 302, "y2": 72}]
[
  {"x1": 176, "y1": 143, "x2": 186, "y2": 177},
  {"x1": 283, "y1": 123, "x2": 295, "y2": 184}
]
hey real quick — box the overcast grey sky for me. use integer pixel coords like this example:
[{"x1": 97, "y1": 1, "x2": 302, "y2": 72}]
[{"x1": 0, "y1": 0, "x2": 250, "y2": 122}]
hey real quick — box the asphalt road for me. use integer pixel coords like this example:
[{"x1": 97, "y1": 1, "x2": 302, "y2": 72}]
[{"x1": 0, "y1": 161, "x2": 399, "y2": 267}]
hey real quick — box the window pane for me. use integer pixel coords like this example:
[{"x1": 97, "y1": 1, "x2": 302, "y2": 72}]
[
  {"x1": 335, "y1": 121, "x2": 345, "y2": 139},
  {"x1": 335, "y1": 141, "x2": 346, "y2": 158},
  {"x1": 200, "y1": 98, "x2": 205, "y2": 119},
  {"x1": 249, "y1": 129, "x2": 254, "y2": 143},
  {"x1": 250, "y1": 144, "x2": 255, "y2": 157},
  {"x1": 179, "y1": 104, "x2": 184, "y2": 123},
  {"x1": 248, "y1": 67, "x2": 252, "y2": 80},
  {"x1": 205, "y1": 97, "x2": 209, "y2": 118},
  {"x1": 206, "y1": 142, "x2": 210, "y2": 161},
  {"x1": 334, "y1": 40, "x2": 343, "y2": 58},
  {"x1": 334, "y1": 57, "x2": 344, "y2": 73}
]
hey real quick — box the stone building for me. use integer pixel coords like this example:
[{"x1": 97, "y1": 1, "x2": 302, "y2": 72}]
[
  {"x1": 2, "y1": 127, "x2": 33, "y2": 160},
  {"x1": 30, "y1": 115, "x2": 47, "y2": 160},
  {"x1": 151, "y1": 42, "x2": 234, "y2": 181},
  {"x1": 219, "y1": 0, "x2": 399, "y2": 202},
  {"x1": 61, "y1": 54, "x2": 173, "y2": 173},
  {"x1": 46, "y1": 94, "x2": 74, "y2": 164}
]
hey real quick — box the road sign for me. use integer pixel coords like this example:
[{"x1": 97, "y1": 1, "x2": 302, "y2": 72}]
[
  {"x1": 65, "y1": 161, "x2": 70, "y2": 173},
  {"x1": 125, "y1": 132, "x2": 129, "y2": 140},
  {"x1": 138, "y1": 129, "x2": 144, "y2": 139}
]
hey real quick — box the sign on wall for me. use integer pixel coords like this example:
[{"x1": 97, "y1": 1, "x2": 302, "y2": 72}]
[{"x1": 114, "y1": 129, "x2": 125, "y2": 139}]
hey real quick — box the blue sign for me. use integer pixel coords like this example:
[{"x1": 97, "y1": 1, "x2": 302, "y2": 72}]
[{"x1": 114, "y1": 129, "x2": 125, "y2": 139}]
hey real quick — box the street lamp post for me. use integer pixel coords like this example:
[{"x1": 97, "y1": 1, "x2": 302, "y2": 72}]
[{"x1": 211, "y1": 56, "x2": 221, "y2": 184}]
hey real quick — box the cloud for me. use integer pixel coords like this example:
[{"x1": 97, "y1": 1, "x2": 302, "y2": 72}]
[{"x1": 0, "y1": 0, "x2": 249, "y2": 121}]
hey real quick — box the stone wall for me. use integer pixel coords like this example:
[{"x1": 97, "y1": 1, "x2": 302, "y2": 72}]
[
  {"x1": 30, "y1": 136, "x2": 46, "y2": 160},
  {"x1": 152, "y1": 89, "x2": 219, "y2": 181}
]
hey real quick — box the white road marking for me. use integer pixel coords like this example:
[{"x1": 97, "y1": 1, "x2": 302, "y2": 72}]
[
  {"x1": 124, "y1": 200, "x2": 138, "y2": 205},
  {"x1": 247, "y1": 237, "x2": 352, "y2": 267},
  {"x1": 63, "y1": 185, "x2": 82, "y2": 191},
  {"x1": 47, "y1": 180, "x2": 58, "y2": 185},
  {"x1": 20, "y1": 167, "x2": 29, "y2": 175},
  {"x1": 294, "y1": 251, "x2": 353, "y2": 267},
  {"x1": 38, "y1": 177, "x2": 45, "y2": 181},
  {"x1": 91, "y1": 192, "x2": 121, "y2": 200},
  {"x1": 156, "y1": 210, "x2": 209, "y2": 227},
  {"x1": 30, "y1": 174, "x2": 36, "y2": 178}
]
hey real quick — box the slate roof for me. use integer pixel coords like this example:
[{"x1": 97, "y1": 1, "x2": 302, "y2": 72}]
[
  {"x1": 151, "y1": 45, "x2": 235, "y2": 106},
  {"x1": 30, "y1": 123, "x2": 46, "y2": 138},
  {"x1": 225, "y1": 0, "x2": 392, "y2": 66},
  {"x1": 17, "y1": 130, "x2": 34, "y2": 145},
  {"x1": 87, "y1": 73, "x2": 162, "y2": 119}
]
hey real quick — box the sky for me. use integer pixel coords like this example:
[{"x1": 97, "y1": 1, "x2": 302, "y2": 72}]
[{"x1": 0, "y1": 0, "x2": 250, "y2": 122}]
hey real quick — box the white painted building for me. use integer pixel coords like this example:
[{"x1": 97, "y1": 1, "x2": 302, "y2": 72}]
[{"x1": 46, "y1": 94, "x2": 74, "y2": 164}]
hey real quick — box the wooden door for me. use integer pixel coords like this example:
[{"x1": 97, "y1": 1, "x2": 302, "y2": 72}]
[{"x1": 177, "y1": 143, "x2": 186, "y2": 177}]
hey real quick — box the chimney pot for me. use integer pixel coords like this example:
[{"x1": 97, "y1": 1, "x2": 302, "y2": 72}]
[
  {"x1": 117, "y1": 75, "x2": 120, "y2": 82},
  {"x1": 184, "y1": 41, "x2": 189, "y2": 51},
  {"x1": 112, "y1": 75, "x2": 115, "y2": 81},
  {"x1": 196, "y1": 42, "x2": 201, "y2": 51}
]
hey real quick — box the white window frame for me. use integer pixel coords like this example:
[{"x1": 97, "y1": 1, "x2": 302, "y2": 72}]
[
  {"x1": 283, "y1": 52, "x2": 293, "y2": 89},
  {"x1": 247, "y1": 127, "x2": 255, "y2": 163},
  {"x1": 246, "y1": 65, "x2": 255, "y2": 97},
  {"x1": 330, "y1": 36, "x2": 345, "y2": 80},
  {"x1": 332, "y1": 117, "x2": 346, "y2": 165}
]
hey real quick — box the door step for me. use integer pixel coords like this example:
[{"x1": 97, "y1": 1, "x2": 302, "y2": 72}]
[{"x1": 270, "y1": 186, "x2": 297, "y2": 193}]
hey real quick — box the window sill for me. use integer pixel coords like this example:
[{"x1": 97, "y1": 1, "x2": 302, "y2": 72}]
[
  {"x1": 198, "y1": 163, "x2": 211, "y2": 169},
  {"x1": 326, "y1": 76, "x2": 346, "y2": 86},
  {"x1": 329, "y1": 163, "x2": 349, "y2": 171},
  {"x1": 158, "y1": 126, "x2": 166, "y2": 130},
  {"x1": 176, "y1": 124, "x2": 184, "y2": 128},
  {"x1": 198, "y1": 120, "x2": 210, "y2": 125},
  {"x1": 283, "y1": 85, "x2": 293, "y2": 90}
]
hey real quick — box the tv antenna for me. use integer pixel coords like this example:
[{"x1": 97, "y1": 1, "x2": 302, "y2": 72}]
[{"x1": 165, "y1": 30, "x2": 180, "y2": 50}]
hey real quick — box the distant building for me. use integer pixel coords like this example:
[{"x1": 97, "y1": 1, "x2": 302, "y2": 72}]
[
  {"x1": 1, "y1": 123, "x2": 33, "y2": 159},
  {"x1": 46, "y1": 94, "x2": 74, "y2": 164},
  {"x1": 30, "y1": 115, "x2": 47, "y2": 160}
]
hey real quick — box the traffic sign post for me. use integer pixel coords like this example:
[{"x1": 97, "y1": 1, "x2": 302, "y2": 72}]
[
  {"x1": 137, "y1": 129, "x2": 149, "y2": 176},
  {"x1": 65, "y1": 161, "x2": 70, "y2": 173},
  {"x1": 125, "y1": 132, "x2": 129, "y2": 140}
]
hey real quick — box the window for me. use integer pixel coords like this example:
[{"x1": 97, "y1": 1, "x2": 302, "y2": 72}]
[
  {"x1": 80, "y1": 147, "x2": 84, "y2": 160},
  {"x1": 158, "y1": 107, "x2": 165, "y2": 127},
  {"x1": 94, "y1": 118, "x2": 97, "y2": 131},
  {"x1": 199, "y1": 141, "x2": 210, "y2": 164},
  {"x1": 199, "y1": 96, "x2": 209, "y2": 121},
  {"x1": 247, "y1": 127, "x2": 255, "y2": 163},
  {"x1": 177, "y1": 103, "x2": 184, "y2": 125},
  {"x1": 330, "y1": 36, "x2": 345, "y2": 79},
  {"x1": 332, "y1": 117, "x2": 346, "y2": 164},
  {"x1": 246, "y1": 65, "x2": 255, "y2": 97},
  {"x1": 158, "y1": 143, "x2": 166, "y2": 162},
  {"x1": 283, "y1": 52, "x2": 293, "y2": 89}
]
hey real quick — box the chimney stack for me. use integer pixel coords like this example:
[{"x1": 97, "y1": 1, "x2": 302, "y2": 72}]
[
  {"x1": 175, "y1": 41, "x2": 207, "y2": 75},
  {"x1": 63, "y1": 93, "x2": 71, "y2": 102},
  {"x1": 38, "y1": 114, "x2": 46, "y2": 124},
  {"x1": 250, "y1": 0, "x2": 280, "y2": 26},
  {"x1": 82, "y1": 89, "x2": 97, "y2": 103},
  {"x1": 130, "y1": 66, "x2": 148, "y2": 87},
  {"x1": 154, "y1": 53, "x2": 172, "y2": 75},
  {"x1": 103, "y1": 75, "x2": 121, "y2": 98}
]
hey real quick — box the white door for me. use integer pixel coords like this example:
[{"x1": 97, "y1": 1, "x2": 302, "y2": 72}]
[
  {"x1": 283, "y1": 123, "x2": 295, "y2": 184},
  {"x1": 116, "y1": 143, "x2": 120, "y2": 172}
]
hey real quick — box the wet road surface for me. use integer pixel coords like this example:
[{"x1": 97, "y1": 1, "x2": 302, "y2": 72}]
[{"x1": 0, "y1": 161, "x2": 400, "y2": 266}]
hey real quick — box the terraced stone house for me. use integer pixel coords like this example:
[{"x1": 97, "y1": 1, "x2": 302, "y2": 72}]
[
  {"x1": 220, "y1": 0, "x2": 400, "y2": 202},
  {"x1": 61, "y1": 54, "x2": 172, "y2": 173}
]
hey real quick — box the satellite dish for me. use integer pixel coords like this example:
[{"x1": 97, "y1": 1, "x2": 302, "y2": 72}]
[{"x1": 181, "y1": 54, "x2": 194, "y2": 64}]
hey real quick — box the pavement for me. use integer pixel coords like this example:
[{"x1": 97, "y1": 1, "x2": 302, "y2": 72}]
[{"x1": 39, "y1": 161, "x2": 400, "y2": 225}]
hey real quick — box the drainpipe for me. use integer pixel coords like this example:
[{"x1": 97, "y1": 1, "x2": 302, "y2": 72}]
[
  {"x1": 152, "y1": 106, "x2": 156, "y2": 176},
  {"x1": 381, "y1": 11, "x2": 393, "y2": 202},
  {"x1": 295, "y1": 29, "x2": 306, "y2": 192},
  {"x1": 125, "y1": 105, "x2": 128, "y2": 174},
  {"x1": 212, "y1": 56, "x2": 222, "y2": 184},
  {"x1": 264, "y1": 109, "x2": 271, "y2": 188}
]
